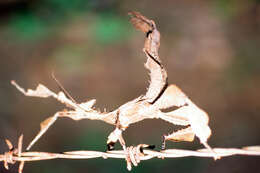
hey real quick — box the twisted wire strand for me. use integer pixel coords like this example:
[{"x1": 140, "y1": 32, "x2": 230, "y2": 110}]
[{"x1": 1, "y1": 146, "x2": 260, "y2": 163}]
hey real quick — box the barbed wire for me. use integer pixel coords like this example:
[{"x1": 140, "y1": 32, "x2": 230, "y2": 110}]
[
  {"x1": 1, "y1": 146, "x2": 260, "y2": 162},
  {"x1": 1, "y1": 135, "x2": 260, "y2": 172}
]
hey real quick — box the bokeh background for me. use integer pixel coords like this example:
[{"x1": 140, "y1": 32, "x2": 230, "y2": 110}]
[{"x1": 0, "y1": 0, "x2": 260, "y2": 172}]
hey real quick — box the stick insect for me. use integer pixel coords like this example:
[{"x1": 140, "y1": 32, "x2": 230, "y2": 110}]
[{"x1": 11, "y1": 12, "x2": 218, "y2": 169}]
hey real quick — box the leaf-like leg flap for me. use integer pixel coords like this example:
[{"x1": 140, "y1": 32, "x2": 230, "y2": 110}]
[
  {"x1": 165, "y1": 127, "x2": 195, "y2": 142},
  {"x1": 11, "y1": 80, "x2": 78, "y2": 110},
  {"x1": 154, "y1": 84, "x2": 188, "y2": 109},
  {"x1": 162, "y1": 127, "x2": 195, "y2": 150}
]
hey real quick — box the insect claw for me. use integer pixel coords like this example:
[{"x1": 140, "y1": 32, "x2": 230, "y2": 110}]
[{"x1": 107, "y1": 142, "x2": 115, "y2": 151}]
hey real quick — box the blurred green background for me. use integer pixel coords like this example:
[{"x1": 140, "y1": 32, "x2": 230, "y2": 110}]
[{"x1": 0, "y1": 0, "x2": 260, "y2": 172}]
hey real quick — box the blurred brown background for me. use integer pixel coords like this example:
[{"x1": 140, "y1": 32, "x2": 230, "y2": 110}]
[{"x1": 0, "y1": 0, "x2": 260, "y2": 172}]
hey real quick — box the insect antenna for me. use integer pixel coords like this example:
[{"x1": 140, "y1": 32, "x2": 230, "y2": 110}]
[{"x1": 51, "y1": 72, "x2": 89, "y2": 112}]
